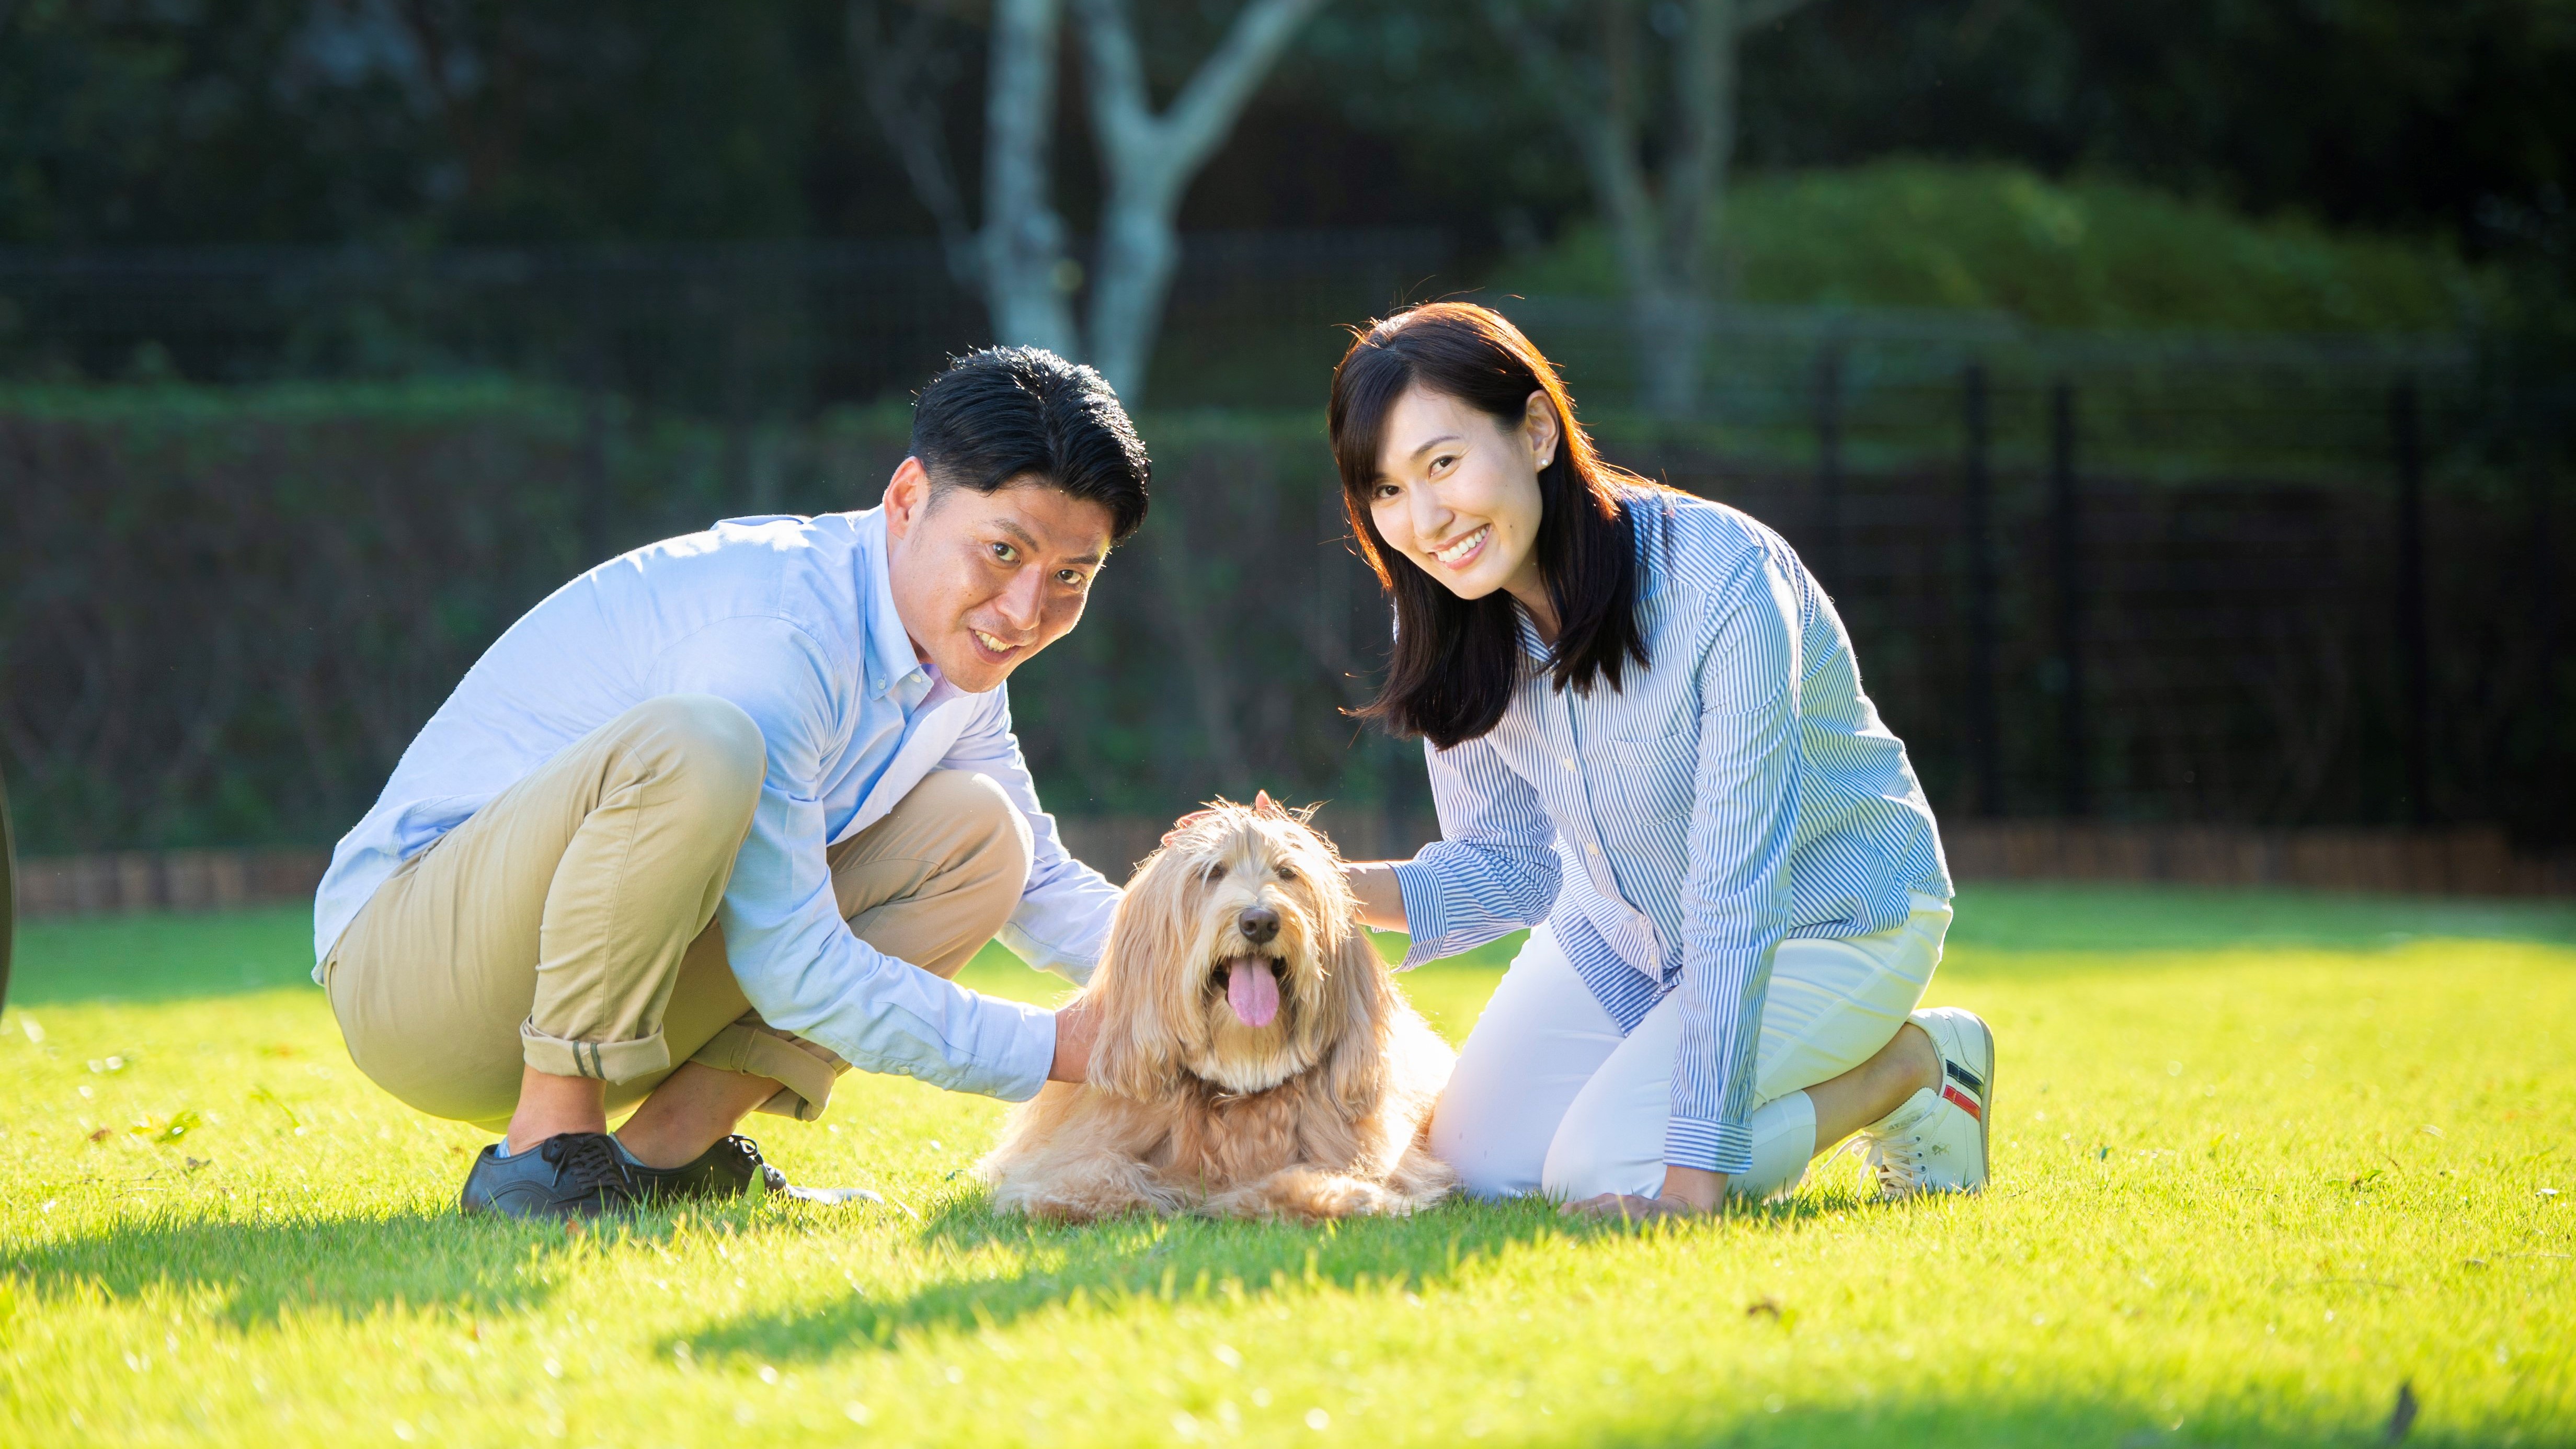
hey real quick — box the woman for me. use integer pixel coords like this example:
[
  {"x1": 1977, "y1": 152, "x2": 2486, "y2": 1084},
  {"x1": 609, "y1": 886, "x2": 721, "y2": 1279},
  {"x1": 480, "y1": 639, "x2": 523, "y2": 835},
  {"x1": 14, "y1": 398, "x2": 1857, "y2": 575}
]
[{"x1": 1335, "y1": 303, "x2": 1990, "y2": 1217}]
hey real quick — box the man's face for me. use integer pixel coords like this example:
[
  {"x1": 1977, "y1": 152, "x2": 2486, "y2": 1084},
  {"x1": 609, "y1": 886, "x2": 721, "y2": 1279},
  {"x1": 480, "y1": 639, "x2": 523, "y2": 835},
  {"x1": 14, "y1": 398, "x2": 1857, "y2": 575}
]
[{"x1": 881, "y1": 458, "x2": 1116, "y2": 695}]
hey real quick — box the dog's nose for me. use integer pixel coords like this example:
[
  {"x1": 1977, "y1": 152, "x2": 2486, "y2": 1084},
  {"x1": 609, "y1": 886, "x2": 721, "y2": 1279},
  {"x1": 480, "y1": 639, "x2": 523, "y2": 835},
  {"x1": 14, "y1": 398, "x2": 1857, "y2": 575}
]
[{"x1": 1237, "y1": 906, "x2": 1280, "y2": 946}]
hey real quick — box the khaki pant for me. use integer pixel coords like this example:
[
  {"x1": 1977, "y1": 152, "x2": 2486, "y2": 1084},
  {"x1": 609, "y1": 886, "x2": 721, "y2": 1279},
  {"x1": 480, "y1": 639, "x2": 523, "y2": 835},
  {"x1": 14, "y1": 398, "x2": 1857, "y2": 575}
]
[{"x1": 324, "y1": 694, "x2": 1032, "y2": 1132}]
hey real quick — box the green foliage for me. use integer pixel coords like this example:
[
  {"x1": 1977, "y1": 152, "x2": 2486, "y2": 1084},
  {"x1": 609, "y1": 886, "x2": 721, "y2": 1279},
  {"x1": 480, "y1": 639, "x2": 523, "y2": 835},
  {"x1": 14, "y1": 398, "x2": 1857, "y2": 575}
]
[
  {"x1": 2, "y1": 886, "x2": 2572, "y2": 1445},
  {"x1": 1503, "y1": 161, "x2": 2492, "y2": 333}
]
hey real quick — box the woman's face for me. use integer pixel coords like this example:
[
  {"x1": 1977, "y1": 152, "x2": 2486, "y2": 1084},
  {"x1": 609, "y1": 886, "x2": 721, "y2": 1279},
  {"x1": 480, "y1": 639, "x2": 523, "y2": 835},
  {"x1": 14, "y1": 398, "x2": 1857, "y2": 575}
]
[{"x1": 1365, "y1": 384, "x2": 1560, "y2": 606}]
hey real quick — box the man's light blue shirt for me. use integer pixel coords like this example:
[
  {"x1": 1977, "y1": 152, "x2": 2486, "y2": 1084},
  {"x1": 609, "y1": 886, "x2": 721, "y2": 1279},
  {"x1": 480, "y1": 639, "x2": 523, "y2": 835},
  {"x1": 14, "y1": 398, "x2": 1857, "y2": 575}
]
[
  {"x1": 1388, "y1": 490, "x2": 1952, "y2": 1177},
  {"x1": 312, "y1": 507, "x2": 1121, "y2": 1102}
]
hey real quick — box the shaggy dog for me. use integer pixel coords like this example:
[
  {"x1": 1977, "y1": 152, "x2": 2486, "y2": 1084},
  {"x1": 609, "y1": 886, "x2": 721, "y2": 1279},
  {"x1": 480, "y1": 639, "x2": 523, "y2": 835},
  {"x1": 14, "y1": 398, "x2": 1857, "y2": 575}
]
[{"x1": 980, "y1": 795, "x2": 1457, "y2": 1222}]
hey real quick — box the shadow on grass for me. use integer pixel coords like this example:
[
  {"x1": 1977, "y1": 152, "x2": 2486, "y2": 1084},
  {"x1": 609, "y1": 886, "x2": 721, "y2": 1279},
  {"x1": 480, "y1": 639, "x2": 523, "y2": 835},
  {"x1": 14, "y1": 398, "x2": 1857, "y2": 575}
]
[
  {"x1": 2, "y1": 1204, "x2": 703, "y2": 1325},
  {"x1": 678, "y1": 1188, "x2": 1862, "y2": 1365},
  {"x1": 1462, "y1": 1390, "x2": 2423, "y2": 1449}
]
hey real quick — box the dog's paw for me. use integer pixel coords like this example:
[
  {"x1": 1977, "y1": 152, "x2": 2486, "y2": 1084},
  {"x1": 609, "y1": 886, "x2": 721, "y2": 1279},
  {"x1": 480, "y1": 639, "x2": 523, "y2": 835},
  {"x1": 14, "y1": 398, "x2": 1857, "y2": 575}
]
[{"x1": 1216, "y1": 1167, "x2": 1406, "y2": 1222}]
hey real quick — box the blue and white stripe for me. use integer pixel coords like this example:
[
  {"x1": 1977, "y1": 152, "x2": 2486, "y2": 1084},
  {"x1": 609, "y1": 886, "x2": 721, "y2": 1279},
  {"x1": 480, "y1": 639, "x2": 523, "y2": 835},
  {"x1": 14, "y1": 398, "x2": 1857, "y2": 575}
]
[{"x1": 1388, "y1": 489, "x2": 1952, "y2": 1176}]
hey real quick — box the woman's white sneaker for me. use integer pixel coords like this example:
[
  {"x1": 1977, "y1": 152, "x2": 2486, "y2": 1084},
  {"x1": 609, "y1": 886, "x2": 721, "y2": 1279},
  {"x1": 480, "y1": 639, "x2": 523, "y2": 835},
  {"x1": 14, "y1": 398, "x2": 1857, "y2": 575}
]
[{"x1": 1860, "y1": 1007, "x2": 1994, "y2": 1197}]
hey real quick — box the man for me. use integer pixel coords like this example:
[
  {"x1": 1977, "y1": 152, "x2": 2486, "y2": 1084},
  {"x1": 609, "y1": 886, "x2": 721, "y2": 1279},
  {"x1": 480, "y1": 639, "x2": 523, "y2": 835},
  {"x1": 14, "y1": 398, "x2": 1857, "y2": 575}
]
[{"x1": 312, "y1": 347, "x2": 1137, "y2": 1217}]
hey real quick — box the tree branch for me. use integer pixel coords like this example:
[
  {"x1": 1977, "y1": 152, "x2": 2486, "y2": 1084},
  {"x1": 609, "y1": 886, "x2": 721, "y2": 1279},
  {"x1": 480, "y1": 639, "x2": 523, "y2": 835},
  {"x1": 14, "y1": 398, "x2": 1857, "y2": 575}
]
[
  {"x1": 847, "y1": 0, "x2": 980, "y2": 287},
  {"x1": 1071, "y1": 0, "x2": 1327, "y2": 189},
  {"x1": 1486, "y1": 0, "x2": 1663, "y2": 291},
  {"x1": 1736, "y1": 0, "x2": 1821, "y2": 32}
]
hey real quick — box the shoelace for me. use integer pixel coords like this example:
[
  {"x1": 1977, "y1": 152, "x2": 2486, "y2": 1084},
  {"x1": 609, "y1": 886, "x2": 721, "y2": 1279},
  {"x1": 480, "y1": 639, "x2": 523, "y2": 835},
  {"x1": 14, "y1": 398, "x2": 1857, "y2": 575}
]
[
  {"x1": 540, "y1": 1133, "x2": 639, "y2": 1204},
  {"x1": 713, "y1": 1135, "x2": 788, "y2": 1193},
  {"x1": 1865, "y1": 1132, "x2": 1929, "y2": 1195},
  {"x1": 1819, "y1": 1129, "x2": 1929, "y2": 1197}
]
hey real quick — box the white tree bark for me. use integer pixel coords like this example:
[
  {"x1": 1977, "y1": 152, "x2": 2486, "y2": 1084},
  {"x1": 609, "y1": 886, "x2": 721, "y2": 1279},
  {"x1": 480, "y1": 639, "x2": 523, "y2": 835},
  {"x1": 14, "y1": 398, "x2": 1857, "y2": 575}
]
[
  {"x1": 980, "y1": 0, "x2": 1083, "y2": 359},
  {"x1": 851, "y1": 0, "x2": 1329, "y2": 398},
  {"x1": 1072, "y1": 0, "x2": 1330, "y2": 401}
]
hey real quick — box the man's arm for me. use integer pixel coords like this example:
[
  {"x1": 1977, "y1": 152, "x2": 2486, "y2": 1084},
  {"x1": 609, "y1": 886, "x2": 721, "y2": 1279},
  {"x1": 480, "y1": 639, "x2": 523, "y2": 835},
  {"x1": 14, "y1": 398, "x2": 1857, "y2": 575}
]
[{"x1": 652, "y1": 616, "x2": 1060, "y2": 1099}]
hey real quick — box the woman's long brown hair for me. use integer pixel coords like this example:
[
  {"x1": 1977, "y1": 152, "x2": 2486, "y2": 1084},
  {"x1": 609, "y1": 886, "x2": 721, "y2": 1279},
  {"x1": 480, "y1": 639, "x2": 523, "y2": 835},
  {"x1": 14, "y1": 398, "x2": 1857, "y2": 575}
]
[{"x1": 1328, "y1": 302, "x2": 1650, "y2": 748}]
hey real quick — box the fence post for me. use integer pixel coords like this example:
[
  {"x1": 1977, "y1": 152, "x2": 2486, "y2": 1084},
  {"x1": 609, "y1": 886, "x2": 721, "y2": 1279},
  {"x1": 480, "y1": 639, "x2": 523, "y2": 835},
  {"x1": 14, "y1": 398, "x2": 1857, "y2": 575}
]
[
  {"x1": 578, "y1": 277, "x2": 615, "y2": 566},
  {"x1": 1963, "y1": 362, "x2": 2001, "y2": 818},
  {"x1": 2535, "y1": 446, "x2": 2562, "y2": 832},
  {"x1": 1, "y1": 761, "x2": 16, "y2": 1013},
  {"x1": 2050, "y1": 379, "x2": 2088, "y2": 818},
  {"x1": 1812, "y1": 340, "x2": 1845, "y2": 587},
  {"x1": 2391, "y1": 376, "x2": 2429, "y2": 827}
]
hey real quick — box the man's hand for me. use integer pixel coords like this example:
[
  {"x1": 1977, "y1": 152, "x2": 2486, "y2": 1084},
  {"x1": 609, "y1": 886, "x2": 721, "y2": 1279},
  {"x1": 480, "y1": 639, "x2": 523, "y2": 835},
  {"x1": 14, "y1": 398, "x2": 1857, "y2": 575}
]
[
  {"x1": 1561, "y1": 1166, "x2": 1727, "y2": 1222},
  {"x1": 1048, "y1": 997, "x2": 1099, "y2": 1083}
]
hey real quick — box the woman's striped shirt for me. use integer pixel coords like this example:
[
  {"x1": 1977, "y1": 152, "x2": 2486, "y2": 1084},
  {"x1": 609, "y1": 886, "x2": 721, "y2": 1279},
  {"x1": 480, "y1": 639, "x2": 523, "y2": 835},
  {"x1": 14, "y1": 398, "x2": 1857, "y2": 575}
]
[{"x1": 1388, "y1": 488, "x2": 1952, "y2": 1176}]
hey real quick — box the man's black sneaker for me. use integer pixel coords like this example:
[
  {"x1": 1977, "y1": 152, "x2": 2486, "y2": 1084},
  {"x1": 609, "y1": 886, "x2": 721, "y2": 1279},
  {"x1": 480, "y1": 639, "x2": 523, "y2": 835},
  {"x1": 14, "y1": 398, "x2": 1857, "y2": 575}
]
[
  {"x1": 459, "y1": 1132, "x2": 641, "y2": 1219},
  {"x1": 629, "y1": 1134, "x2": 788, "y2": 1204}
]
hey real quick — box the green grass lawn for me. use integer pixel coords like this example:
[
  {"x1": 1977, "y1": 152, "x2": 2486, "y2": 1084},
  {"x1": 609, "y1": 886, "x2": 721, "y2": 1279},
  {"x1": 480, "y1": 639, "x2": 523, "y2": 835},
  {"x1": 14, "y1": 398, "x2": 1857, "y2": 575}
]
[{"x1": 2, "y1": 886, "x2": 2571, "y2": 1447}]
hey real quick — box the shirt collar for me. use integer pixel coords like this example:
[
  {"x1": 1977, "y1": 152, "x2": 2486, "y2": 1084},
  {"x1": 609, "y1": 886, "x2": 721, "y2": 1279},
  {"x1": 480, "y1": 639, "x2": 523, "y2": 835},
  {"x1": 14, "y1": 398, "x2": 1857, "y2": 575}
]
[
  {"x1": 1517, "y1": 606, "x2": 1552, "y2": 663},
  {"x1": 855, "y1": 507, "x2": 930, "y2": 702}
]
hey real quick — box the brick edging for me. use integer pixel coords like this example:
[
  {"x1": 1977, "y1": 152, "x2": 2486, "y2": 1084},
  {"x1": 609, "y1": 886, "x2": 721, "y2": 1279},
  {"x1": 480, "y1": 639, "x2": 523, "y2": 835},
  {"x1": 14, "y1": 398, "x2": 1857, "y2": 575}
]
[
  {"x1": 16, "y1": 821, "x2": 2569, "y2": 919},
  {"x1": 15, "y1": 849, "x2": 331, "y2": 918}
]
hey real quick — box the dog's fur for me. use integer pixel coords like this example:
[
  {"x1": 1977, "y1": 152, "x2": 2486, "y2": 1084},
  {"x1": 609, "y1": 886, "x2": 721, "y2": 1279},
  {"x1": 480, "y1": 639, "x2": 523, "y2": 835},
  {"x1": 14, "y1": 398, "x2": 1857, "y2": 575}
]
[{"x1": 980, "y1": 796, "x2": 1457, "y2": 1222}]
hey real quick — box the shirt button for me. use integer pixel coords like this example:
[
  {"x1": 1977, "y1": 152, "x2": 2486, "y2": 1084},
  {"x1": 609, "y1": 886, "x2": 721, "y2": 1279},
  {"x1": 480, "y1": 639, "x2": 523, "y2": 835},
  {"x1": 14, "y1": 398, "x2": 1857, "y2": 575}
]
[
  {"x1": 1562, "y1": 757, "x2": 1576, "y2": 769},
  {"x1": 1586, "y1": 843, "x2": 1601, "y2": 856}
]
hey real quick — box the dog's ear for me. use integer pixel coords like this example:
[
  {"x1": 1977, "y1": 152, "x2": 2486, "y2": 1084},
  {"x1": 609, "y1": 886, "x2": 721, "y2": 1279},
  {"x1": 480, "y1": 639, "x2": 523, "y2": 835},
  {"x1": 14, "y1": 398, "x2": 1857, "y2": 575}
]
[
  {"x1": 1160, "y1": 809, "x2": 1220, "y2": 847},
  {"x1": 1083, "y1": 853, "x2": 1192, "y2": 1101},
  {"x1": 1316, "y1": 911, "x2": 1392, "y2": 1115},
  {"x1": 1252, "y1": 790, "x2": 1288, "y2": 818}
]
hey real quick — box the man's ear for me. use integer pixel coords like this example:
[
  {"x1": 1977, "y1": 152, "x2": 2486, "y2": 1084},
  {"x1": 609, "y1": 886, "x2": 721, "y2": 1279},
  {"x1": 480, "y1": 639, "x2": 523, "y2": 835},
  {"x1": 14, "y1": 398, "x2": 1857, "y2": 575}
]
[{"x1": 884, "y1": 457, "x2": 934, "y2": 544}]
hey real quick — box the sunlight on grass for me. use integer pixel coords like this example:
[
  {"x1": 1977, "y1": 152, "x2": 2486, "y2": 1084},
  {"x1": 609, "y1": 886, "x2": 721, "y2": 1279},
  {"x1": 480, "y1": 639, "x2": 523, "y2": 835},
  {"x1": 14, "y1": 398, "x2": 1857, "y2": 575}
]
[{"x1": 1, "y1": 888, "x2": 2570, "y2": 1446}]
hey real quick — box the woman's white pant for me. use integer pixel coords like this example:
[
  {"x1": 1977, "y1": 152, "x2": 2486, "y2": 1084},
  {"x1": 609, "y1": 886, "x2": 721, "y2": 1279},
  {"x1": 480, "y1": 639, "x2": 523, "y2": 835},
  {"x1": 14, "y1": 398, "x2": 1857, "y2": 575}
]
[{"x1": 1429, "y1": 893, "x2": 1951, "y2": 1202}]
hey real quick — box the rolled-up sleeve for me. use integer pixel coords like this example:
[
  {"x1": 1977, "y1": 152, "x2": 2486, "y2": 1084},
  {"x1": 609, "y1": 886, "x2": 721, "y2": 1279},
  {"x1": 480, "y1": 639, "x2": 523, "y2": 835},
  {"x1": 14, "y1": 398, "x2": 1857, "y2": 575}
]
[
  {"x1": 936, "y1": 686, "x2": 1123, "y2": 985},
  {"x1": 654, "y1": 618, "x2": 1058, "y2": 1101},
  {"x1": 1389, "y1": 733, "x2": 1562, "y2": 967},
  {"x1": 1664, "y1": 556, "x2": 1804, "y2": 1176}
]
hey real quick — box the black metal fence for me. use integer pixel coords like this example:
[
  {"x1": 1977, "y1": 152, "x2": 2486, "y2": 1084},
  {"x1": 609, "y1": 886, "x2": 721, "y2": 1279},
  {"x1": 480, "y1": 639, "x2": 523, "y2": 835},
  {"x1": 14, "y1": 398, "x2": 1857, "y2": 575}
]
[{"x1": 0, "y1": 240, "x2": 2567, "y2": 863}]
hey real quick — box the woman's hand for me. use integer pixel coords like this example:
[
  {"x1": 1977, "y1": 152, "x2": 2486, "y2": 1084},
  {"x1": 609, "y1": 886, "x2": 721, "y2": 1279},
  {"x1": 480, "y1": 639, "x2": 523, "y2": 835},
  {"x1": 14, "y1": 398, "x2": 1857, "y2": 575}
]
[{"x1": 1561, "y1": 1166, "x2": 1727, "y2": 1221}]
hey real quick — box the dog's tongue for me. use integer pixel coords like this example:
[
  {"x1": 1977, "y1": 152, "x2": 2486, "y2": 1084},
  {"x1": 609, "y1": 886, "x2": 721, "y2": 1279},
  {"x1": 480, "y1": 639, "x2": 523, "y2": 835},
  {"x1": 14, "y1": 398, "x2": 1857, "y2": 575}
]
[{"x1": 1226, "y1": 958, "x2": 1281, "y2": 1029}]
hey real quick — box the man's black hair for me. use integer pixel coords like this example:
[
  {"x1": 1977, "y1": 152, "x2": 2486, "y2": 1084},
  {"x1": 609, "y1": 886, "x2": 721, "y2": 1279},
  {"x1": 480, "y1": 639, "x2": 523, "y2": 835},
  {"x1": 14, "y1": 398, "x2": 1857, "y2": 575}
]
[{"x1": 908, "y1": 346, "x2": 1151, "y2": 542}]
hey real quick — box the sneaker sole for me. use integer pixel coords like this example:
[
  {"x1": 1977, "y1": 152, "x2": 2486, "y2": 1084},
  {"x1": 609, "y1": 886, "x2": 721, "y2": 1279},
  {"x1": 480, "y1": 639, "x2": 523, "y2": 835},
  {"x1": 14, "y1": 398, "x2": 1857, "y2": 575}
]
[{"x1": 1971, "y1": 1013, "x2": 1994, "y2": 1189}]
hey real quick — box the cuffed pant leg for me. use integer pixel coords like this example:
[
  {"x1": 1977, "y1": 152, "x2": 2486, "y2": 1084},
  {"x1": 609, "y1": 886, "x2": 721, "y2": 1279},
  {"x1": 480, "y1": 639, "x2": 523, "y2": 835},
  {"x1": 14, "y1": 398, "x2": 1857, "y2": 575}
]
[
  {"x1": 677, "y1": 767, "x2": 1034, "y2": 1122},
  {"x1": 1746, "y1": 893, "x2": 1951, "y2": 1106},
  {"x1": 1426, "y1": 926, "x2": 1623, "y2": 1200},
  {"x1": 324, "y1": 694, "x2": 765, "y2": 1128}
]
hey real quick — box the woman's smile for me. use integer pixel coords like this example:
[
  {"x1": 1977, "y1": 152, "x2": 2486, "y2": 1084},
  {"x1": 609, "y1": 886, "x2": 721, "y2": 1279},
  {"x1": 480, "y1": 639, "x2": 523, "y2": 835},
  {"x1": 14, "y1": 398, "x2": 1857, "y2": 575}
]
[{"x1": 1428, "y1": 524, "x2": 1491, "y2": 569}]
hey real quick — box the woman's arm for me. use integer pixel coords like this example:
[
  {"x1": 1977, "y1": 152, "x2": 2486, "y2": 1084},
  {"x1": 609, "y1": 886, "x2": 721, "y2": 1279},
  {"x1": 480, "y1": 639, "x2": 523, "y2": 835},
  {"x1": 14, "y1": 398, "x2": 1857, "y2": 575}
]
[
  {"x1": 1350, "y1": 733, "x2": 1561, "y2": 964},
  {"x1": 1668, "y1": 555, "x2": 1804, "y2": 1181},
  {"x1": 1566, "y1": 553, "x2": 1803, "y2": 1220},
  {"x1": 1344, "y1": 861, "x2": 1409, "y2": 931}
]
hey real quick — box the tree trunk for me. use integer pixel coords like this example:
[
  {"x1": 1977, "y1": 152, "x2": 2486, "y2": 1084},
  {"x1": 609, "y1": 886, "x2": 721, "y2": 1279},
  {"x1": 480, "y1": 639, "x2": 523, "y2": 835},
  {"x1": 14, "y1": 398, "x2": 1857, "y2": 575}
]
[
  {"x1": 1493, "y1": 0, "x2": 1799, "y2": 421},
  {"x1": 1087, "y1": 190, "x2": 1184, "y2": 402},
  {"x1": 1073, "y1": 0, "x2": 1327, "y2": 402},
  {"x1": 979, "y1": 0, "x2": 1081, "y2": 358},
  {"x1": 1632, "y1": 286, "x2": 1709, "y2": 418}
]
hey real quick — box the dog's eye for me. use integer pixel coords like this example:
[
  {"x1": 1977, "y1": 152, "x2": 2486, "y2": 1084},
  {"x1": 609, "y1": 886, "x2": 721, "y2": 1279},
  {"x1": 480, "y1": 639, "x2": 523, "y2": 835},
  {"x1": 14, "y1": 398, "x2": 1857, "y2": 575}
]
[
  {"x1": 1202, "y1": 863, "x2": 1227, "y2": 884},
  {"x1": 1274, "y1": 864, "x2": 1298, "y2": 883}
]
